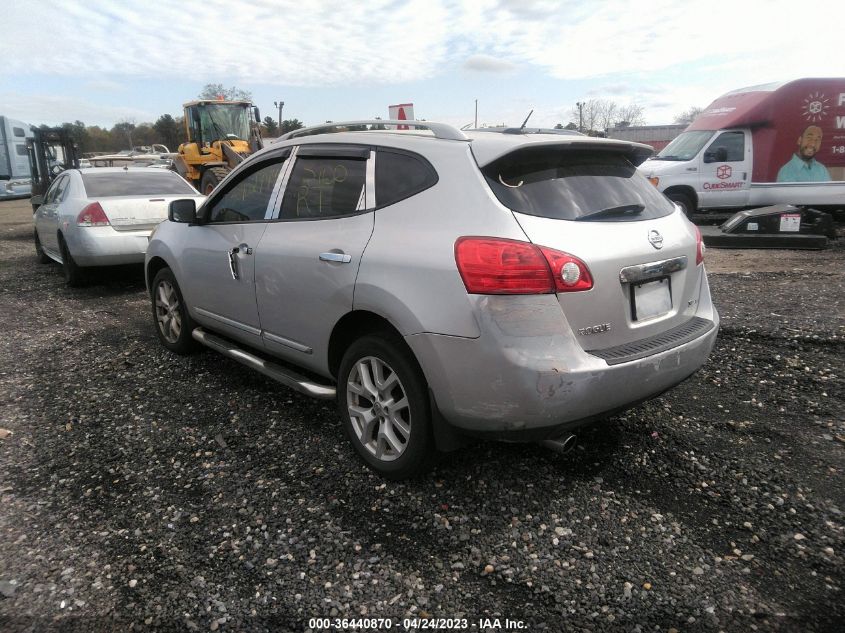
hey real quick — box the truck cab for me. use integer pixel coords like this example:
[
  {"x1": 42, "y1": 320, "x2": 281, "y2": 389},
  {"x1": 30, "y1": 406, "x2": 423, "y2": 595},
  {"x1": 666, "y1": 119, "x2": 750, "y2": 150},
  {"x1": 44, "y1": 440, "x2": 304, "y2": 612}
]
[
  {"x1": 643, "y1": 128, "x2": 753, "y2": 214},
  {"x1": 0, "y1": 116, "x2": 34, "y2": 200},
  {"x1": 640, "y1": 78, "x2": 845, "y2": 216}
]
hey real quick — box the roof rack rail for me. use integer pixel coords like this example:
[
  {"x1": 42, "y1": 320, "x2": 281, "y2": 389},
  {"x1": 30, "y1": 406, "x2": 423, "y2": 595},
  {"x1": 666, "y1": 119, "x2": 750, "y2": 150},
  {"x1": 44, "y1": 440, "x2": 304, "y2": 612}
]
[{"x1": 279, "y1": 120, "x2": 468, "y2": 142}]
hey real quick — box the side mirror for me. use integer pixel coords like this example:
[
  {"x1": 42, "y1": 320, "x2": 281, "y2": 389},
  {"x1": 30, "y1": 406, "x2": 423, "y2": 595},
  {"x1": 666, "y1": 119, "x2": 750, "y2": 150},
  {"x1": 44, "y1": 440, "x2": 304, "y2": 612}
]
[
  {"x1": 253, "y1": 106, "x2": 261, "y2": 123},
  {"x1": 169, "y1": 199, "x2": 198, "y2": 223}
]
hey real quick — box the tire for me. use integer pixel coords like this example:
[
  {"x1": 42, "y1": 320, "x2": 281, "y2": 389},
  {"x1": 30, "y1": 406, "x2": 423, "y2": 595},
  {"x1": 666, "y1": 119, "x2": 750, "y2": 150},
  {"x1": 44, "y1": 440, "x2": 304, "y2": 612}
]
[
  {"x1": 58, "y1": 235, "x2": 86, "y2": 287},
  {"x1": 34, "y1": 231, "x2": 50, "y2": 264},
  {"x1": 667, "y1": 191, "x2": 695, "y2": 218},
  {"x1": 338, "y1": 334, "x2": 434, "y2": 480},
  {"x1": 151, "y1": 267, "x2": 198, "y2": 355},
  {"x1": 200, "y1": 167, "x2": 230, "y2": 195}
]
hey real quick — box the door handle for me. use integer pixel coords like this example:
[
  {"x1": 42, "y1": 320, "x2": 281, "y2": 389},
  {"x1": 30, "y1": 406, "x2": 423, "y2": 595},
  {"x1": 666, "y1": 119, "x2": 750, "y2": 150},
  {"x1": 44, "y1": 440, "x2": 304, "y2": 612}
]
[
  {"x1": 227, "y1": 247, "x2": 239, "y2": 280},
  {"x1": 227, "y1": 243, "x2": 254, "y2": 280},
  {"x1": 319, "y1": 252, "x2": 352, "y2": 264}
]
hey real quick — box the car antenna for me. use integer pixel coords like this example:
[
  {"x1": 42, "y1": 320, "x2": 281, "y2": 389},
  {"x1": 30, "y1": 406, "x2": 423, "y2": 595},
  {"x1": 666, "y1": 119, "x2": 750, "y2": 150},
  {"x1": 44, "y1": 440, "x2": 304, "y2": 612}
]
[{"x1": 519, "y1": 110, "x2": 534, "y2": 131}]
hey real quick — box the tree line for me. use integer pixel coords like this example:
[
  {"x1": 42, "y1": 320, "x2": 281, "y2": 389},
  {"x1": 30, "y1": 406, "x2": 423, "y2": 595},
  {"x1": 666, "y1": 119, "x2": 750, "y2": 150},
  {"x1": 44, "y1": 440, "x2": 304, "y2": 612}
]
[
  {"x1": 41, "y1": 81, "x2": 702, "y2": 154},
  {"x1": 40, "y1": 115, "x2": 304, "y2": 155},
  {"x1": 557, "y1": 100, "x2": 703, "y2": 135}
]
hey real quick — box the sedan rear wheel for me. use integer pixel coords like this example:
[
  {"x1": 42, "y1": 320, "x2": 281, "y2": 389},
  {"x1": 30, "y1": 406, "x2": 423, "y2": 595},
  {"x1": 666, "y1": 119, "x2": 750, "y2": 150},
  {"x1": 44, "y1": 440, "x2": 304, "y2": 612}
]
[
  {"x1": 59, "y1": 236, "x2": 86, "y2": 287},
  {"x1": 34, "y1": 232, "x2": 50, "y2": 264},
  {"x1": 152, "y1": 268, "x2": 197, "y2": 355},
  {"x1": 338, "y1": 334, "x2": 434, "y2": 479}
]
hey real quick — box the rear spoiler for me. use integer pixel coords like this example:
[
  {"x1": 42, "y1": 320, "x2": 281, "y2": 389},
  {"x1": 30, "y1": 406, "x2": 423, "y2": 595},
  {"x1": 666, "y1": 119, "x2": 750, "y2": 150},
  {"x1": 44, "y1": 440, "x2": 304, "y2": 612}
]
[{"x1": 472, "y1": 139, "x2": 654, "y2": 168}]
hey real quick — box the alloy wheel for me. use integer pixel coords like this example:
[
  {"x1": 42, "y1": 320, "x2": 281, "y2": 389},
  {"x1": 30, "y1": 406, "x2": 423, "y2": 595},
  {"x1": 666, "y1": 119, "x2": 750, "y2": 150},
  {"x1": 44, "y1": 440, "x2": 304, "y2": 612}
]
[
  {"x1": 155, "y1": 280, "x2": 182, "y2": 344},
  {"x1": 346, "y1": 356, "x2": 412, "y2": 462}
]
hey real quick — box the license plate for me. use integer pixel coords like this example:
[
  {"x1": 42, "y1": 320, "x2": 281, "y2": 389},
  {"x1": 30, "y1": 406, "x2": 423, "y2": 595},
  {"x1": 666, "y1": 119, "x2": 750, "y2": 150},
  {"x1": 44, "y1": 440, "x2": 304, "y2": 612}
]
[{"x1": 632, "y1": 277, "x2": 671, "y2": 321}]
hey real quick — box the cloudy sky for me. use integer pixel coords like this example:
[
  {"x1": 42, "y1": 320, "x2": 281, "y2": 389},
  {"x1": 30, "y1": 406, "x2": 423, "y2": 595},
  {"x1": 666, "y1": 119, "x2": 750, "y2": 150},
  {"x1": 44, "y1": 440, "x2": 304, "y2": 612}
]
[{"x1": 2, "y1": 0, "x2": 844, "y2": 130}]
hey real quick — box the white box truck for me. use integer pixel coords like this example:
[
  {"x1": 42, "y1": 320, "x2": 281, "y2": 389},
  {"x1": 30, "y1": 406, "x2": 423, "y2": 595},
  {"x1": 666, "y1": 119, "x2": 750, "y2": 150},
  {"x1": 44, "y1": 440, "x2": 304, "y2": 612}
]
[
  {"x1": 0, "y1": 116, "x2": 34, "y2": 200},
  {"x1": 640, "y1": 78, "x2": 845, "y2": 215}
]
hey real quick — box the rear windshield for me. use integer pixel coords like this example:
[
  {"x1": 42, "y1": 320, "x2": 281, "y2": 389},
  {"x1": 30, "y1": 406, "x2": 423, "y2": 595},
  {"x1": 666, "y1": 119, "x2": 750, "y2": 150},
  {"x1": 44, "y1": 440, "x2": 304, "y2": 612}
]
[
  {"x1": 81, "y1": 171, "x2": 196, "y2": 197},
  {"x1": 482, "y1": 148, "x2": 675, "y2": 221}
]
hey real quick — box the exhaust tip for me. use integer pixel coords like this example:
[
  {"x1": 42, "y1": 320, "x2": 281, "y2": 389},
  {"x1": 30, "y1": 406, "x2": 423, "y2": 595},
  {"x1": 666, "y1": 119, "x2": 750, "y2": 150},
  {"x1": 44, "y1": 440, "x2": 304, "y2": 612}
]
[{"x1": 540, "y1": 433, "x2": 578, "y2": 455}]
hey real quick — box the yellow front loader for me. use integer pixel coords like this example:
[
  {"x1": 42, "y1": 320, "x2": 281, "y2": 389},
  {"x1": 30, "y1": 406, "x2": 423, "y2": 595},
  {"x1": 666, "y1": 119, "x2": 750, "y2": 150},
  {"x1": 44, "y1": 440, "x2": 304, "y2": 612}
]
[{"x1": 174, "y1": 100, "x2": 264, "y2": 194}]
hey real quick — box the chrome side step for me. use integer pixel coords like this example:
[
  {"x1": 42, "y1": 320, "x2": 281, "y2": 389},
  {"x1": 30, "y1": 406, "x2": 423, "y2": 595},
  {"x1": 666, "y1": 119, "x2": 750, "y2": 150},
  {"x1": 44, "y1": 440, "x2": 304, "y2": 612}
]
[{"x1": 191, "y1": 328, "x2": 336, "y2": 400}]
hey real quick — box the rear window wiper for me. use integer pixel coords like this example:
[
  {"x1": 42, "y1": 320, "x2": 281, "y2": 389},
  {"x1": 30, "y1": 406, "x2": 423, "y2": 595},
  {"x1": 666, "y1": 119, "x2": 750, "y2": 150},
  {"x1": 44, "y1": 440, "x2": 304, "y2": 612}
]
[{"x1": 575, "y1": 204, "x2": 645, "y2": 221}]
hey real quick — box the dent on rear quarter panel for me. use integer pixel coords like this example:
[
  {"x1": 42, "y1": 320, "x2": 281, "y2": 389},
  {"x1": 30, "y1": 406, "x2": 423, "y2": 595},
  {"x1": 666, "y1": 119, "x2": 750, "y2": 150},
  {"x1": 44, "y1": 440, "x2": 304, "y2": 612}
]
[
  {"x1": 475, "y1": 295, "x2": 583, "y2": 401},
  {"x1": 479, "y1": 295, "x2": 568, "y2": 338}
]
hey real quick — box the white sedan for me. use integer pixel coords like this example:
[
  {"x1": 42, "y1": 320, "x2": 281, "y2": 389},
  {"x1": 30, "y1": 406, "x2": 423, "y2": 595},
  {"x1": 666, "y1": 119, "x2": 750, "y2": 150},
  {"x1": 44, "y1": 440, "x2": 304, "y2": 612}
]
[{"x1": 33, "y1": 168, "x2": 205, "y2": 285}]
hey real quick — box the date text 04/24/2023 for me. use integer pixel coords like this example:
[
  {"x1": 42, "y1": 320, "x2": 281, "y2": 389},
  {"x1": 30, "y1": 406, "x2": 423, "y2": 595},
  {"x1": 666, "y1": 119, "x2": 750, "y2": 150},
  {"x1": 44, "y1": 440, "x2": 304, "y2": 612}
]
[{"x1": 307, "y1": 617, "x2": 527, "y2": 630}]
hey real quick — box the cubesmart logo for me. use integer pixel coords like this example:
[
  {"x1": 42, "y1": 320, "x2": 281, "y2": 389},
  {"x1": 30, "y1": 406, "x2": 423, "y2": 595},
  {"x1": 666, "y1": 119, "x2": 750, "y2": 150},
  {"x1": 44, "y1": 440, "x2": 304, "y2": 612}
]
[
  {"x1": 716, "y1": 164, "x2": 732, "y2": 179},
  {"x1": 802, "y1": 92, "x2": 830, "y2": 123}
]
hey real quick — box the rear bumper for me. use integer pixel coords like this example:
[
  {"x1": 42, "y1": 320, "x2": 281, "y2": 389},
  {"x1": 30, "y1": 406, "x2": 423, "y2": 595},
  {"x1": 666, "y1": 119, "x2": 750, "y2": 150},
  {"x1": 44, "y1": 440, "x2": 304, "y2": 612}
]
[
  {"x1": 65, "y1": 226, "x2": 151, "y2": 266},
  {"x1": 406, "y1": 285, "x2": 718, "y2": 437}
]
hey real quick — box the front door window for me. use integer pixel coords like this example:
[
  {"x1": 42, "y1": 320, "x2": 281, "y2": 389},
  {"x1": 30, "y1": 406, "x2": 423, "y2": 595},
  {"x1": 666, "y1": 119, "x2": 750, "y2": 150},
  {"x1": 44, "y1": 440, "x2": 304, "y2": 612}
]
[
  {"x1": 206, "y1": 162, "x2": 285, "y2": 224},
  {"x1": 707, "y1": 131, "x2": 745, "y2": 161}
]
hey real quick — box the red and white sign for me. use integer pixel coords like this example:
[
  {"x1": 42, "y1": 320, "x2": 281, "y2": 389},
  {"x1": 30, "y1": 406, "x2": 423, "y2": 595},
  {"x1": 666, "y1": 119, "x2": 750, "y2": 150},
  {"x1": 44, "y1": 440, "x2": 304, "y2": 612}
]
[
  {"x1": 779, "y1": 213, "x2": 801, "y2": 232},
  {"x1": 388, "y1": 103, "x2": 414, "y2": 130}
]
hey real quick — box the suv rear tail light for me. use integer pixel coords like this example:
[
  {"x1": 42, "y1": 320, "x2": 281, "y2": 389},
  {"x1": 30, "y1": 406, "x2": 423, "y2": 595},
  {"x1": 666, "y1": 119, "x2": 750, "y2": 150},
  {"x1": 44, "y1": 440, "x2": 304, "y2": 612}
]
[
  {"x1": 454, "y1": 237, "x2": 593, "y2": 295},
  {"x1": 538, "y1": 246, "x2": 593, "y2": 292},
  {"x1": 694, "y1": 225, "x2": 705, "y2": 265},
  {"x1": 76, "y1": 202, "x2": 110, "y2": 227}
]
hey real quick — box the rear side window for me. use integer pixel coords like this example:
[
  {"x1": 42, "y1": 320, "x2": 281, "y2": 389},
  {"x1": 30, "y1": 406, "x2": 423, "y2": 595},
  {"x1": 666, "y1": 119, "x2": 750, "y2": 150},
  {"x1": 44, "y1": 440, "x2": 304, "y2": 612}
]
[
  {"x1": 46, "y1": 175, "x2": 69, "y2": 203},
  {"x1": 13, "y1": 127, "x2": 26, "y2": 137},
  {"x1": 280, "y1": 156, "x2": 366, "y2": 220},
  {"x1": 81, "y1": 171, "x2": 196, "y2": 197},
  {"x1": 482, "y1": 148, "x2": 675, "y2": 221},
  {"x1": 375, "y1": 150, "x2": 437, "y2": 208}
]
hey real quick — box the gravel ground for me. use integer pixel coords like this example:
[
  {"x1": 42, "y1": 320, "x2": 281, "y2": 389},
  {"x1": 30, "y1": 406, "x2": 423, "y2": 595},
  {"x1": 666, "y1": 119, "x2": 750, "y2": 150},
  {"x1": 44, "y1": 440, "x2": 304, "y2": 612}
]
[{"x1": 0, "y1": 198, "x2": 843, "y2": 632}]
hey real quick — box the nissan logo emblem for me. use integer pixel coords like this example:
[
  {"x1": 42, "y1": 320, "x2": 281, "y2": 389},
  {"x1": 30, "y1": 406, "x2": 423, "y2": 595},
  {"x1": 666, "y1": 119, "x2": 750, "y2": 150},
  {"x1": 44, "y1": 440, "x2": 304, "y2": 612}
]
[{"x1": 648, "y1": 230, "x2": 664, "y2": 249}]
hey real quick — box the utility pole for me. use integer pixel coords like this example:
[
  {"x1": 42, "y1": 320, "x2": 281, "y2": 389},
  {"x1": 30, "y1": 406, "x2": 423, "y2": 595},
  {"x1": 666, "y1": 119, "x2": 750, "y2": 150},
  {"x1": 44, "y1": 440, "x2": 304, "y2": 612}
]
[
  {"x1": 274, "y1": 100, "x2": 284, "y2": 130},
  {"x1": 474, "y1": 99, "x2": 478, "y2": 129},
  {"x1": 576, "y1": 101, "x2": 584, "y2": 133}
]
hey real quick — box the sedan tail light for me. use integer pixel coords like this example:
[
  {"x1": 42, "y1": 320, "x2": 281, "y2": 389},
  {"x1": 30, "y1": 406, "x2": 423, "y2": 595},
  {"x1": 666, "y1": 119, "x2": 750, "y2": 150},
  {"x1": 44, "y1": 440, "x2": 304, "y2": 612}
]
[
  {"x1": 454, "y1": 237, "x2": 593, "y2": 295},
  {"x1": 76, "y1": 202, "x2": 110, "y2": 227},
  {"x1": 694, "y1": 225, "x2": 705, "y2": 265}
]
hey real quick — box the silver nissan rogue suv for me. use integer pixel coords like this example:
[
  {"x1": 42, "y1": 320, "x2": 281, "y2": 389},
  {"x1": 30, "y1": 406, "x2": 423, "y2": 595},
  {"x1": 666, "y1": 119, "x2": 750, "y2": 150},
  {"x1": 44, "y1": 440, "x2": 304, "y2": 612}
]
[{"x1": 146, "y1": 120, "x2": 718, "y2": 479}]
